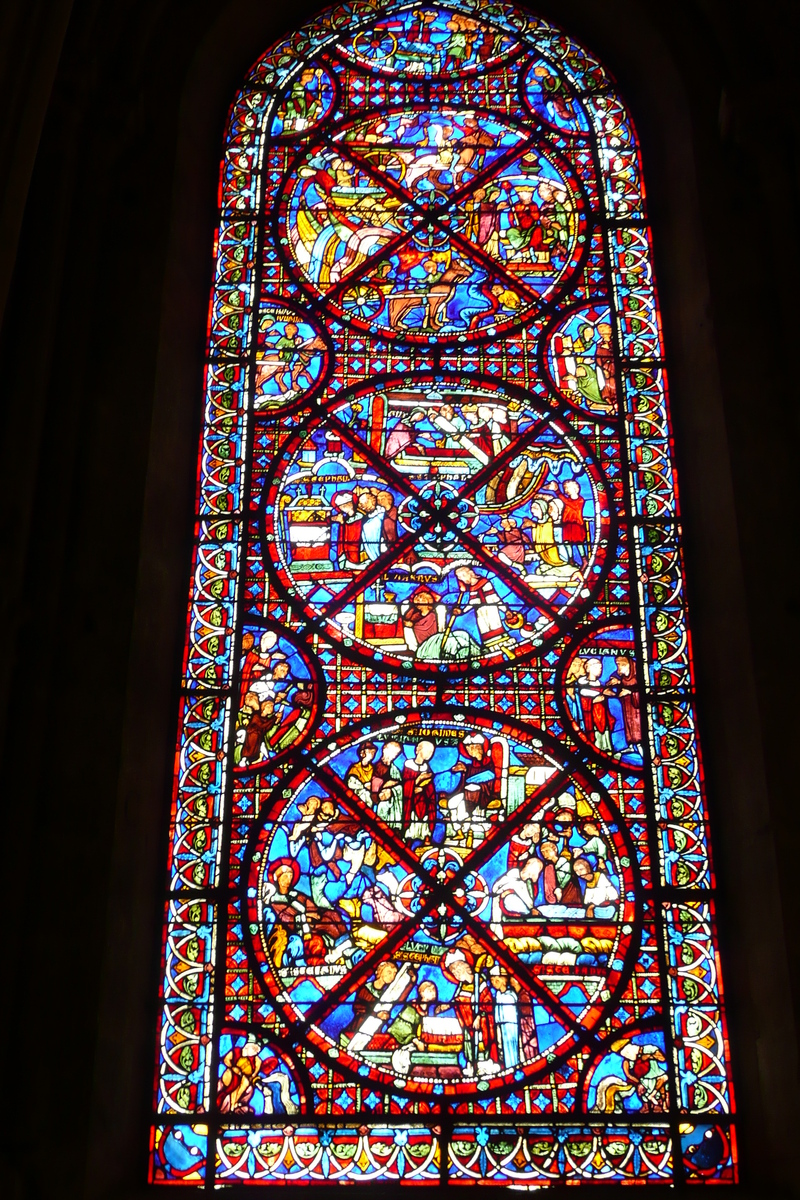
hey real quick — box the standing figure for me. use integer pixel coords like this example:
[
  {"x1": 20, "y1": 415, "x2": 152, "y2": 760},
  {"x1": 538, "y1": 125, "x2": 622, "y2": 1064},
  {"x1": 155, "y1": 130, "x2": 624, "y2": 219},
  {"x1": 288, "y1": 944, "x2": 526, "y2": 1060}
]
[
  {"x1": 443, "y1": 948, "x2": 496, "y2": 1076},
  {"x1": 240, "y1": 698, "x2": 280, "y2": 765},
  {"x1": 442, "y1": 15, "x2": 475, "y2": 72},
  {"x1": 607, "y1": 655, "x2": 642, "y2": 750},
  {"x1": 472, "y1": 186, "x2": 503, "y2": 259},
  {"x1": 525, "y1": 500, "x2": 565, "y2": 570},
  {"x1": 578, "y1": 658, "x2": 614, "y2": 754},
  {"x1": 594, "y1": 322, "x2": 618, "y2": 410},
  {"x1": 453, "y1": 564, "x2": 507, "y2": 646},
  {"x1": 533, "y1": 841, "x2": 560, "y2": 906},
  {"x1": 402, "y1": 586, "x2": 441, "y2": 654},
  {"x1": 375, "y1": 490, "x2": 398, "y2": 546},
  {"x1": 402, "y1": 740, "x2": 438, "y2": 843},
  {"x1": 346, "y1": 742, "x2": 377, "y2": 806},
  {"x1": 491, "y1": 967, "x2": 520, "y2": 1070},
  {"x1": 512, "y1": 980, "x2": 538, "y2": 1062},
  {"x1": 357, "y1": 491, "x2": 386, "y2": 562},
  {"x1": 371, "y1": 741, "x2": 404, "y2": 826},
  {"x1": 239, "y1": 632, "x2": 261, "y2": 703},
  {"x1": 560, "y1": 478, "x2": 588, "y2": 566},
  {"x1": 331, "y1": 492, "x2": 363, "y2": 570},
  {"x1": 565, "y1": 657, "x2": 588, "y2": 727},
  {"x1": 506, "y1": 187, "x2": 544, "y2": 262}
]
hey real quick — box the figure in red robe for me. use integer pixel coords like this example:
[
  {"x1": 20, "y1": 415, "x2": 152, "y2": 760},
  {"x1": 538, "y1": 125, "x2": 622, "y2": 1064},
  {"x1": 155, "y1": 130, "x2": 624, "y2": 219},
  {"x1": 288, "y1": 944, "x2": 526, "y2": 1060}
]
[
  {"x1": 560, "y1": 478, "x2": 588, "y2": 566},
  {"x1": 402, "y1": 586, "x2": 439, "y2": 653},
  {"x1": 402, "y1": 740, "x2": 437, "y2": 842},
  {"x1": 331, "y1": 492, "x2": 363, "y2": 569},
  {"x1": 607, "y1": 655, "x2": 642, "y2": 749},
  {"x1": 442, "y1": 949, "x2": 496, "y2": 1074}
]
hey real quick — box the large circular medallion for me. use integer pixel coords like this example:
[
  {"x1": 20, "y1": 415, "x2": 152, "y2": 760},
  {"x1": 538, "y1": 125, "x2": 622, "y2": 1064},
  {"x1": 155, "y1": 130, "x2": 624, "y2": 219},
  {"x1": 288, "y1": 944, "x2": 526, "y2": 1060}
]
[
  {"x1": 262, "y1": 378, "x2": 613, "y2": 673},
  {"x1": 277, "y1": 108, "x2": 589, "y2": 342},
  {"x1": 243, "y1": 710, "x2": 639, "y2": 1096}
]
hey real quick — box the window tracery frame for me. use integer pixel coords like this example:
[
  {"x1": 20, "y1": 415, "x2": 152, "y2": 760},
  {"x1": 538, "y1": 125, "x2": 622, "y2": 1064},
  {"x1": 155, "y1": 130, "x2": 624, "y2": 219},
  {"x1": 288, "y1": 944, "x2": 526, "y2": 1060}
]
[{"x1": 143, "y1": 0, "x2": 738, "y2": 1185}]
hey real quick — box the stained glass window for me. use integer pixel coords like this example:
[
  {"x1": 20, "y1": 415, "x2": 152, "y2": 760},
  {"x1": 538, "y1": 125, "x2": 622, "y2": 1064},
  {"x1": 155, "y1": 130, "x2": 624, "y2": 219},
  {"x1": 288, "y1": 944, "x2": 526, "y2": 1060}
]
[{"x1": 149, "y1": 1, "x2": 737, "y2": 1187}]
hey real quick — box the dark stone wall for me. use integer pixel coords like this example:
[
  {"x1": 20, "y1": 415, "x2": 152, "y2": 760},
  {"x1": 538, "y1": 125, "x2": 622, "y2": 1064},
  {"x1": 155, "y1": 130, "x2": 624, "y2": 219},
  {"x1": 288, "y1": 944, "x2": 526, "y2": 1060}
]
[{"x1": 0, "y1": 2, "x2": 797, "y2": 1197}]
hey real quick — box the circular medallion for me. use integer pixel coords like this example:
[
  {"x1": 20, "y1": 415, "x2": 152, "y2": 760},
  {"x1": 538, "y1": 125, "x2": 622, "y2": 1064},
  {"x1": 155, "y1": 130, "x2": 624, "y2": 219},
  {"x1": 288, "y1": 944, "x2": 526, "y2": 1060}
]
[
  {"x1": 681, "y1": 1126, "x2": 731, "y2": 1180},
  {"x1": 261, "y1": 377, "x2": 613, "y2": 673},
  {"x1": 244, "y1": 710, "x2": 639, "y2": 1095},
  {"x1": 278, "y1": 108, "x2": 589, "y2": 342}
]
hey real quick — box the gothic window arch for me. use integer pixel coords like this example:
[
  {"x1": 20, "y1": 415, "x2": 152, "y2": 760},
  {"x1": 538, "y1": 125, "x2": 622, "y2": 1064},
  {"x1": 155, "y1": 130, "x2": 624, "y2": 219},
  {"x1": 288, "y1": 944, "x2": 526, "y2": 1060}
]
[{"x1": 149, "y1": 2, "x2": 736, "y2": 1186}]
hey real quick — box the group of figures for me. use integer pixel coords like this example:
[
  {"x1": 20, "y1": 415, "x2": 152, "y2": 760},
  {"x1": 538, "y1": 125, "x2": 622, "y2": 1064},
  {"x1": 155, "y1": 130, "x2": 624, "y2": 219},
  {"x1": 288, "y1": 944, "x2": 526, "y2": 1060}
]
[
  {"x1": 547, "y1": 307, "x2": 618, "y2": 415},
  {"x1": 250, "y1": 717, "x2": 630, "y2": 1090},
  {"x1": 266, "y1": 383, "x2": 607, "y2": 669},
  {"x1": 234, "y1": 629, "x2": 317, "y2": 768},
  {"x1": 342, "y1": 8, "x2": 520, "y2": 77},
  {"x1": 564, "y1": 629, "x2": 643, "y2": 768}
]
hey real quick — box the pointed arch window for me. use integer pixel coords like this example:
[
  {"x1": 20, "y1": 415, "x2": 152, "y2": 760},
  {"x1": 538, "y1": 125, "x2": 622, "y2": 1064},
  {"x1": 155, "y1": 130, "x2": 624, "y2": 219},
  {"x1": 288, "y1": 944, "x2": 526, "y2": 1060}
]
[{"x1": 149, "y1": 2, "x2": 736, "y2": 1186}]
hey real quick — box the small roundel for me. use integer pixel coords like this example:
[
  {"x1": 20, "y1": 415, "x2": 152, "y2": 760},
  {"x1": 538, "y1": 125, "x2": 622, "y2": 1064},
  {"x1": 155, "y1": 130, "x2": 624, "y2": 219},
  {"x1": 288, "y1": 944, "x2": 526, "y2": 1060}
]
[
  {"x1": 234, "y1": 624, "x2": 322, "y2": 770},
  {"x1": 270, "y1": 64, "x2": 336, "y2": 138},
  {"x1": 681, "y1": 1126, "x2": 730, "y2": 1179},
  {"x1": 216, "y1": 1034, "x2": 303, "y2": 1114},
  {"x1": 546, "y1": 304, "x2": 619, "y2": 416},
  {"x1": 584, "y1": 1031, "x2": 668, "y2": 1113},
  {"x1": 523, "y1": 58, "x2": 590, "y2": 136},
  {"x1": 560, "y1": 623, "x2": 644, "y2": 771},
  {"x1": 254, "y1": 302, "x2": 330, "y2": 412}
]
